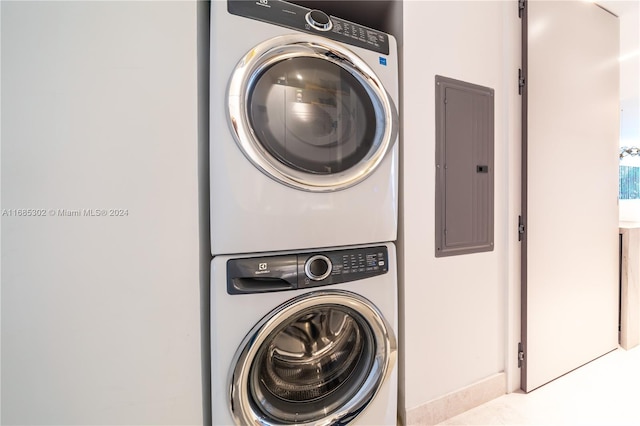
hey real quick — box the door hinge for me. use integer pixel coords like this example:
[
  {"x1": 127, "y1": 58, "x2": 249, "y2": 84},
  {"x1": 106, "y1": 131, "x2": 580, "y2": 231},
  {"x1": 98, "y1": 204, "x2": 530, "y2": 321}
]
[
  {"x1": 518, "y1": 215, "x2": 525, "y2": 241},
  {"x1": 518, "y1": 0, "x2": 526, "y2": 18},
  {"x1": 518, "y1": 342, "x2": 525, "y2": 368},
  {"x1": 518, "y1": 68, "x2": 526, "y2": 95}
]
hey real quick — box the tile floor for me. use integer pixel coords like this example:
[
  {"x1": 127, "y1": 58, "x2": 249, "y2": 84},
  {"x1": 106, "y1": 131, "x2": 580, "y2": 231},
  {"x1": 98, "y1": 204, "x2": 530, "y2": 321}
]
[{"x1": 438, "y1": 346, "x2": 640, "y2": 425}]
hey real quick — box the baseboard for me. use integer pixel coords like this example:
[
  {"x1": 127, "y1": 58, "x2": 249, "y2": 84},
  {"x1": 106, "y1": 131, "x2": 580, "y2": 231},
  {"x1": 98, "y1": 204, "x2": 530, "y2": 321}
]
[{"x1": 404, "y1": 372, "x2": 506, "y2": 425}]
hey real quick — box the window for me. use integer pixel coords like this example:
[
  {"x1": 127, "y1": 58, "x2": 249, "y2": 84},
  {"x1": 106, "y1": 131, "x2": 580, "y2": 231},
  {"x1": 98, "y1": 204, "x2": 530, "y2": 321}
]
[{"x1": 619, "y1": 147, "x2": 640, "y2": 199}]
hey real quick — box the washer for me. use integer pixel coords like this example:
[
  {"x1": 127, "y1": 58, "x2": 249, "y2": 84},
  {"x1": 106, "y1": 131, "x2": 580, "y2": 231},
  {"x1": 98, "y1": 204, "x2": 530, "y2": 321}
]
[
  {"x1": 211, "y1": 242, "x2": 398, "y2": 425},
  {"x1": 210, "y1": 0, "x2": 399, "y2": 255}
]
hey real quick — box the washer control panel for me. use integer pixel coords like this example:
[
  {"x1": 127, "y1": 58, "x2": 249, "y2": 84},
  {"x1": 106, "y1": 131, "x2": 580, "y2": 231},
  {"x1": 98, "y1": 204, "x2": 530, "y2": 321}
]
[
  {"x1": 228, "y1": 0, "x2": 390, "y2": 55},
  {"x1": 227, "y1": 246, "x2": 388, "y2": 294}
]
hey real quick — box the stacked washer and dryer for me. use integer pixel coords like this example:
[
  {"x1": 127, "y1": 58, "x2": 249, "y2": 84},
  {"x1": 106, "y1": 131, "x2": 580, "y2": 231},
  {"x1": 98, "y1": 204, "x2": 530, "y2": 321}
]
[{"x1": 210, "y1": 1, "x2": 400, "y2": 424}]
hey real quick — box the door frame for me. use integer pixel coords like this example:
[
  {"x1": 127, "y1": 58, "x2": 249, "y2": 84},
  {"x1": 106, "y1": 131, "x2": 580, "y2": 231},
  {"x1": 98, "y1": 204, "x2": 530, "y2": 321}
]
[{"x1": 519, "y1": 0, "x2": 529, "y2": 392}]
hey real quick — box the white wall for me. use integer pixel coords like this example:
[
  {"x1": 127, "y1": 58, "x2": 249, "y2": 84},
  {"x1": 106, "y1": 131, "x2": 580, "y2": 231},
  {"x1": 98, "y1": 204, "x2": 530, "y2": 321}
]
[
  {"x1": 618, "y1": 3, "x2": 639, "y2": 146},
  {"x1": 400, "y1": 0, "x2": 520, "y2": 413},
  {"x1": 1, "y1": 2, "x2": 204, "y2": 424}
]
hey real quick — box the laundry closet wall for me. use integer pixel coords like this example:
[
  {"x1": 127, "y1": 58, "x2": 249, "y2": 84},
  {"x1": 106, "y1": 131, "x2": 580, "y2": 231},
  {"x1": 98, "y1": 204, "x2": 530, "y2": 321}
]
[
  {"x1": 1, "y1": 2, "x2": 204, "y2": 424},
  {"x1": 399, "y1": 1, "x2": 521, "y2": 423}
]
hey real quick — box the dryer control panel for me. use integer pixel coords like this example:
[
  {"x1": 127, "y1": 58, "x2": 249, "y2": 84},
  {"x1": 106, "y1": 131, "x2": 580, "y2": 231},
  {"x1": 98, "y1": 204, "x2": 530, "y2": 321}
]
[
  {"x1": 227, "y1": 246, "x2": 388, "y2": 294},
  {"x1": 228, "y1": 0, "x2": 391, "y2": 55}
]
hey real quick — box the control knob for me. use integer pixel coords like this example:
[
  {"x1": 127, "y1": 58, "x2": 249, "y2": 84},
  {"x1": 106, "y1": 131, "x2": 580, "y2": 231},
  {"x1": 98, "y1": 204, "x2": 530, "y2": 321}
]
[
  {"x1": 304, "y1": 254, "x2": 332, "y2": 281},
  {"x1": 305, "y1": 10, "x2": 333, "y2": 32}
]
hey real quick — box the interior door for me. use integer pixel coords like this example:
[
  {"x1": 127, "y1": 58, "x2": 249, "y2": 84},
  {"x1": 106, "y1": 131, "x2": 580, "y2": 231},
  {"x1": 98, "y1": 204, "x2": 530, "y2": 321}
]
[{"x1": 521, "y1": 0, "x2": 620, "y2": 392}]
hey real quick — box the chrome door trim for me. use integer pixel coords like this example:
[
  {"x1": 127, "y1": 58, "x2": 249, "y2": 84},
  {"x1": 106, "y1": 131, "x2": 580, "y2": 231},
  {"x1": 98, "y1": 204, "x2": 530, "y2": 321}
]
[
  {"x1": 227, "y1": 34, "x2": 398, "y2": 192},
  {"x1": 228, "y1": 290, "x2": 397, "y2": 426}
]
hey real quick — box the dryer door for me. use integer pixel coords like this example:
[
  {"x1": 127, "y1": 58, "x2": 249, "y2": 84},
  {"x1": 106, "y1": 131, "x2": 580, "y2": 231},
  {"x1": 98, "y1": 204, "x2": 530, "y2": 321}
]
[
  {"x1": 229, "y1": 290, "x2": 396, "y2": 426},
  {"x1": 227, "y1": 34, "x2": 397, "y2": 192}
]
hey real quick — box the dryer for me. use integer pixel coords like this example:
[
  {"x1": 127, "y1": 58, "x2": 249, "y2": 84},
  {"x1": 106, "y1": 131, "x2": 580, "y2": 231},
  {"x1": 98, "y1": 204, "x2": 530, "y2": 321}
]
[
  {"x1": 211, "y1": 242, "x2": 398, "y2": 425},
  {"x1": 210, "y1": 0, "x2": 399, "y2": 255}
]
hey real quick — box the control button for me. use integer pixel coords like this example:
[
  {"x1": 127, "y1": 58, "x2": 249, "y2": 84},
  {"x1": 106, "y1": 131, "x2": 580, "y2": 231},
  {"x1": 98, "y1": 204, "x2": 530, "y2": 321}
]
[
  {"x1": 304, "y1": 254, "x2": 332, "y2": 281},
  {"x1": 305, "y1": 10, "x2": 333, "y2": 31}
]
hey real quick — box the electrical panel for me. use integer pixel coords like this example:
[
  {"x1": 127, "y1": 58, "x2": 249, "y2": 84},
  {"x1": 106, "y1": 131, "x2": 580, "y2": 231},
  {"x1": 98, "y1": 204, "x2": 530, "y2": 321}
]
[{"x1": 435, "y1": 75, "x2": 494, "y2": 257}]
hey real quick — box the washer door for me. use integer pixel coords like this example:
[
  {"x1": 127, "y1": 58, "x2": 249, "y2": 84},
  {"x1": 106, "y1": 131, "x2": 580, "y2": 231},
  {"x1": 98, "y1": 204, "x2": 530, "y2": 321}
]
[
  {"x1": 229, "y1": 290, "x2": 397, "y2": 426},
  {"x1": 227, "y1": 34, "x2": 398, "y2": 192}
]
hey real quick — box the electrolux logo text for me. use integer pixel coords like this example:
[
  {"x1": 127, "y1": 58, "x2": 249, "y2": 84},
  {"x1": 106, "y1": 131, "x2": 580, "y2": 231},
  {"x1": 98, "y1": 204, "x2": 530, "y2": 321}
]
[{"x1": 255, "y1": 262, "x2": 271, "y2": 274}]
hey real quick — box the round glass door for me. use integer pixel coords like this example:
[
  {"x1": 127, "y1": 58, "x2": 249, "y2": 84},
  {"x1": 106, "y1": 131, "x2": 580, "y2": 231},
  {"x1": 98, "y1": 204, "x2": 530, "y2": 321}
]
[
  {"x1": 227, "y1": 35, "x2": 397, "y2": 192},
  {"x1": 229, "y1": 291, "x2": 396, "y2": 426},
  {"x1": 249, "y1": 57, "x2": 376, "y2": 175}
]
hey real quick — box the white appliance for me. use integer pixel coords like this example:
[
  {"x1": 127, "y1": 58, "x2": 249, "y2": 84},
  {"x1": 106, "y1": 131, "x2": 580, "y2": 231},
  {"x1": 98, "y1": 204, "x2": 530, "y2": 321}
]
[
  {"x1": 210, "y1": 0, "x2": 399, "y2": 255},
  {"x1": 211, "y1": 242, "x2": 398, "y2": 425}
]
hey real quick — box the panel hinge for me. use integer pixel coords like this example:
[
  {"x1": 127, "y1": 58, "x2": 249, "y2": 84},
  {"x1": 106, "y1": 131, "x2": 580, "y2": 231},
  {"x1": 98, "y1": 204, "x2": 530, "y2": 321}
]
[
  {"x1": 518, "y1": 342, "x2": 525, "y2": 368},
  {"x1": 518, "y1": 68, "x2": 526, "y2": 95},
  {"x1": 518, "y1": 215, "x2": 525, "y2": 241},
  {"x1": 518, "y1": 0, "x2": 526, "y2": 18}
]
